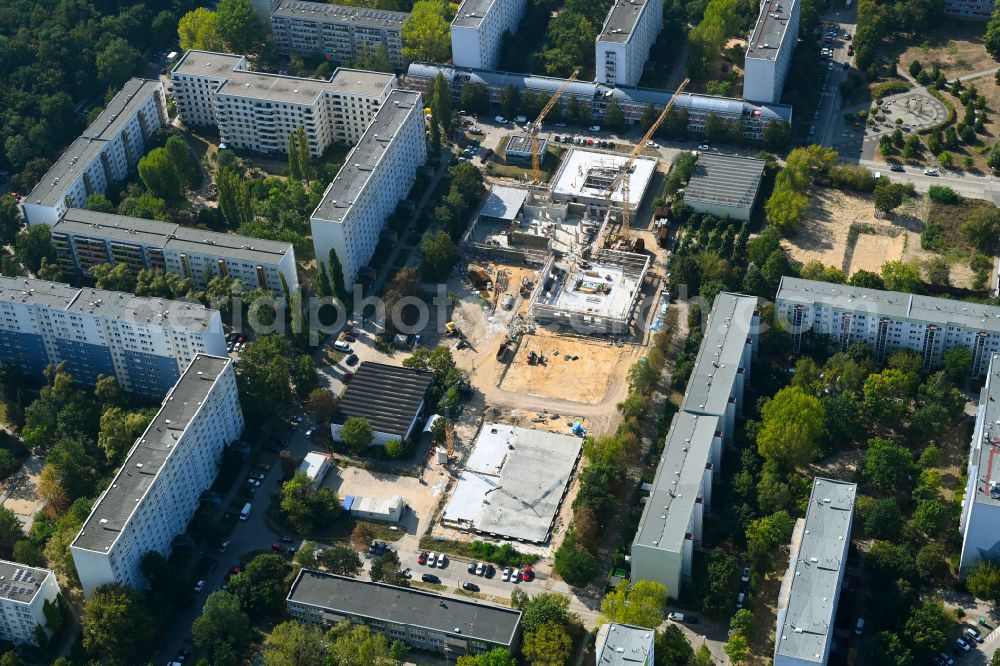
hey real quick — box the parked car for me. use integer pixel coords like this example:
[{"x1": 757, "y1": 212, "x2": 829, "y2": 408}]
[
  {"x1": 953, "y1": 637, "x2": 971, "y2": 653},
  {"x1": 271, "y1": 543, "x2": 288, "y2": 553},
  {"x1": 502, "y1": 567, "x2": 512, "y2": 582},
  {"x1": 937, "y1": 653, "x2": 955, "y2": 666},
  {"x1": 436, "y1": 554, "x2": 448, "y2": 568},
  {"x1": 924, "y1": 168, "x2": 940, "y2": 176},
  {"x1": 305, "y1": 427, "x2": 315, "y2": 438},
  {"x1": 422, "y1": 573, "x2": 440, "y2": 583},
  {"x1": 468, "y1": 562, "x2": 477, "y2": 574},
  {"x1": 667, "y1": 612, "x2": 685, "y2": 622},
  {"x1": 476, "y1": 562, "x2": 485, "y2": 576},
  {"x1": 427, "y1": 552, "x2": 438, "y2": 567},
  {"x1": 193, "y1": 580, "x2": 205, "y2": 593},
  {"x1": 418, "y1": 551, "x2": 428, "y2": 565},
  {"x1": 736, "y1": 592, "x2": 745, "y2": 609},
  {"x1": 889, "y1": 162, "x2": 904, "y2": 172},
  {"x1": 495, "y1": 116, "x2": 507, "y2": 124},
  {"x1": 346, "y1": 354, "x2": 359, "y2": 366},
  {"x1": 511, "y1": 568, "x2": 521, "y2": 583},
  {"x1": 698, "y1": 143, "x2": 710, "y2": 150},
  {"x1": 855, "y1": 618, "x2": 865, "y2": 636},
  {"x1": 647, "y1": 141, "x2": 658, "y2": 148},
  {"x1": 522, "y1": 565, "x2": 534, "y2": 582},
  {"x1": 256, "y1": 463, "x2": 271, "y2": 471},
  {"x1": 964, "y1": 625, "x2": 983, "y2": 643},
  {"x1": 588, "y1": 125, "x2": 601, "y2": 132},
  {"x1": 741, "y1": 567, "x2": 751, "y2": 583},
  {"x1": 484, "y1": 564, "x2": 496, "y2": 578},
  {"x1": 462, "y1": 581, "x2": 480, "y2": 592},
  {"x1": 219, "y1": 540, "x2": 230, "y2": 554},
  {"x1": 469, "y1": 128, "x2": 484, "y2": 136},
  {"x1": 334, "y1": 341, "x2": 352, "y2": 352}
]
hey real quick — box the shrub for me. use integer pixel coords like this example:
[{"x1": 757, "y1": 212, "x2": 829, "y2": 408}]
[{"x1": 928, "y1": 185, "x2": 962, "y2": 204}]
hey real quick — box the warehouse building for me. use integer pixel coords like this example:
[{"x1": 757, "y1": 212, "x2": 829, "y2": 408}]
[
  {"x1": 330, "y1": 362, "x2": 433, "y2": 447},
  {"x1": 71, "y1": 356, "x2": 244, "y2": 597},
  {"x1": 0, "y1": 562, "x2": 60, "y2": 646},
  {"x1": 21, "y1": 78, "x2": 167, "y2": 226},
  {"x1": 775, "y1": 277, "x2": 1000, "y2": 377},
  {"x1": 451, "y1": 0, "x2": 527, "y2": 70},
  {"x1": 49, "y1": 208, "x2": 298, "y2": 291},
  {"x1": 774, "y1": 478, "x2": 856, "y2": 666},
  {"x1": 683, "y1": 153, "x2": 765, "y2": 221},
  {"x1": 743, "y1": 0, "x2": 800, "y2": 103},
  {"x1": 271, "y1": 1, "x2": 408, "y2": 69},
  {"x1": 287, "y1": 571, "x2": 522, "y2": 654},
  {"x1": 595, "y1": 623, "x2": 655, "y2": 665},
  {"x1": 959, "y1": 353, "x2": 1000, "y2": 574},
  {"x1": 595, "y1": 0, "x2": 663, "y2": 87}
]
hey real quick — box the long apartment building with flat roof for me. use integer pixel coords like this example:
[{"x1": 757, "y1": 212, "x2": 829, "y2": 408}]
[
  {"x1": 310, "y1": 88, "x2": 426, "y2": 285},
  {"x1": 0, "y1": 561, "x2": 60, "y2": 646},
  {"x1": 631, "y1": 292, "x2": 758, "y2": 597},
  {"x1": 0, "y1": 276, "x2": 226, "y2": 397},
  {"x1": 959, "y1": 353, "x2": 1000, "y2": 574},
  {"x1": 286, "y1": 570, "x2": 522, "y2": 655},
  {"x1": 50, "y1": 208, "x2": 299, "y2": 292},
  {"x1": 945, "y1": 0, "x2": 995, "y2": 19},
  {"x1": 743, "y1": 0, "x2": 799, "y2": 103},
  {"x1": 271, "y1": 0, "x2": 408, "y2": 69},
  {"x1": 171, "y1": 50, "x2": 396, "y2": 156},
  {"x1": 71, "y1": 355, "x2": 244, "y2": 597},
  {"x1": 775, "y1": 276, "x2": 1000, "y2": 377},
  {"x1": 774, "y1": 478, "x2": 856, "y2": 666},
  {"x1": 21, "y1": 79, "x2": 167, "y2": 226},
  {"x1": 595, "y1": 0, "x2": 663, "y2": 87},
  {"x1": 451, "y1": 0, "x2": 527, "y2": 70}
]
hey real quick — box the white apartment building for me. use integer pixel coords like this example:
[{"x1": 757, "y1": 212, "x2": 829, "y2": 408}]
[
  {"x1": 595, "y1": 0, "x2": 663, "y2": 87},
  {"x1": 170, "y1": 50, "x2": 396, "y2": 156},
  {"x1": 71, "y1": 355, "x2": 244, "y2": 598},
  {"x1": 959, "y1": 353, "x2": 1000, "y2": 574},
  {"x1": 451, "y1": 0, "x2": 527, "y2": 70},
  {"x1": 743, "y1": 0, "x2": 799, "y2": 103},
  {"x1": 0, "y1": 276, "x2": 227, "y2": 398},
  {"x1": 50, "y1": 208, "x2": 299, "y2": 292},
  {"x1": 0, "y1": 562, "x2": 60, "y2": 646},
  {"x1": 775, "y1": 277, "x2": 1000, "y2": 378},
  {"x1": 310, "y1": 89, "x2": 426, "y2": 285},
  {"x1": 945, "y1": 0, "x2": 995, "y2": 19},
  {"x1": 271, "y1": 0, "x2": 408, "y2": 69},
  {"x1": 774, "y1": 478, "x2": 856, "y2": 666},
  {"x1": 21, "y1": 79, "x2": 167, "y2": 226}
]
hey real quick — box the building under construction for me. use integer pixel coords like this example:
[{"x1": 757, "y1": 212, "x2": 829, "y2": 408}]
[
  {"x1": 528, "y1": 248, "x2": 650, "y2": 335},
  {"x1": 549, "y1": 148, "x2": 656, "y2": 216}
]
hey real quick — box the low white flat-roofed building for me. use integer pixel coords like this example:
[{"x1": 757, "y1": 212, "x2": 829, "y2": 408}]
[
  {"x1": 684, "y1": 153, "x2": 765, "y2": 221},
  {"x1": 774, "y1": 478, "x2": 856, "y2": 666},
  {"x1": 347, "y1": 495, "x2": 406, "y2": 522},
  {"x1": 71, "y1": 356, "x2": 244, "y2": 597},
  {"x1": 744, "y1": 0, "x2": 800, "y2": 103},
  {"x1": 451, "y1": 0, "x2": 527, "y2": 70},
  {"x1": 959, "y1": 353, "x2": 1000, "y2": 573},
  {"x1": 595, "y1": 0, "x2": 663, "y2": 87},
  {"x1": 0, "y1": 561, "x2": 60, "y2": 645},
  {"x1": 595, "y1": 623, "x2": 655, "y2": 665},
  {"x1": 550, "y1": 148, "x2": 656, "y2": 215},
  {"x1": 297, "y1": 451, "x2": 331, "y2": 488}
]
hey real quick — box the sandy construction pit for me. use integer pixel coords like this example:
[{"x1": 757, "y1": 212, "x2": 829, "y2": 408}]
[{"x1": 850, "y1": 233, "x2": 907, "y2": 274}]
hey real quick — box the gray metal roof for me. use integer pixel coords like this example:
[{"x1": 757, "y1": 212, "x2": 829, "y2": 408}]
[
  {"x1": 775, "y1": 478, "x2": 856, "y2": 664},
  {"x1": 479, "y1": 185, "x2": 528, "y2": 220},
  {"x1": 681, "y1": 292, "x2": 758, "y2": 416},
  {"x1": 0, "y1": 561, "x2": 54, "y2": 604},
  {"x1": 55, "y1": 209, "x2": 292, "y2": 264},
  {"x1": 684, "y1": 153, "x2": 766, "y2": 209},
  {"x1": 82, "y1": 79, "x2": 163, "y2": 141},
  {"x1": 598, "y1": 0, "x2": 655, "y2": 43},
  {"x1": 72, "y1": 356, "x2": 233, "y2": 553},
  {"x1": 746, "y1": 0, "x2": 798, "y2": 60},
  {"x1": 452, "y1": 0, "x2": 497, "y2": 28},
  {"x1": 287, "y1": 570, "x2": 522, "y2": 646},
  {"x1": 596, "y1": 623, "x2": 656, "y2": 665},
  {"x1": 633, "y1": 411, "x2": 718, "y2": 552},
  {"x1": 333, "y1": 361, "x2": 433, "y2": 438},
  {"x1": 775, "y1": 276, "x2": 1000, "y2": 334},
  {"x1": 312, "y1": 89, "x2": 421, "y2": 223},
  {"x1": 272, "y1": 0, "x2": 408, "y2": 27},
  {"x1": 970, "y1": 353, "x2": 1000, "y2": 508}
]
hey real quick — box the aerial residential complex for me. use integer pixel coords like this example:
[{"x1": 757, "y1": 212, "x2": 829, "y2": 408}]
[
  {"x1": 50, "y1": 208, "x2": 299, "y2": 292},
  {"x1": 286, "y1": 570, "x2": 523, "y2": 655},
  {"x1": 595, "y1": 623, "x2": 655, "y2": 665},
  {"x1": 595, "y1": 0, "x2": 663, "y2": 87},
  {"x1": 71, "y1": 355, "x2": 244, "y2": 598},
  {"x1": 774, "y1": 478, "x2": 856, "y2": 666},
  {"x1": 309, "y1": 88, "x2": 426, "y2": 285},
  {"x1": 0, "y1": 276, "x2": 226, "y2": 397},
  {"x1": 631, "y1": 292, "x2": 759, "y2": 595},
  {"x1": 743, "y1": 0, "x2": 799, "y2": 103},
  {"x1": 450, "y1": 0, "x2": 527, "y2": 70},
  {"x1": 405, "y1": 63, "x2": 794, "y2": 141},
  {"x1": 271, "y1": 1, "x2": 408, "y2": 69},
  {"x1": 0, "y1": 561, "x2": 60, "y2": 646},
  {"x1": 959, "y1": 353, "x2": 1000, "y2": 574},
  {"x1": 775, "y1": 277, "x2": 1000, "y2": 377},
  {"x1": 21, "y1": 78, "x2": 167, "y2": 226},
  {"x1": 170, "y1": 50, "x2": 396, "y2": 156},
  {"x1": 945, "y1": 0, "x2": 995, "y2": 19}
]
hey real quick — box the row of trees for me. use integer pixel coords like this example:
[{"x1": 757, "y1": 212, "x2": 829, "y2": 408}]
[{"x1": 853, "y1": 0, "x2": 942, "y2": 73}]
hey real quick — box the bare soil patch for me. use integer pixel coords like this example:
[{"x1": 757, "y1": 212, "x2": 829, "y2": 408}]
[{"x1": 898, "y1": 24, "x2": 996, "y2": 81}]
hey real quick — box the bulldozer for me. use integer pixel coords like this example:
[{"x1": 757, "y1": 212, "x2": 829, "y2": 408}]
[{"x1": 445, "y1": 321, "x2": 460, "y2": 337}]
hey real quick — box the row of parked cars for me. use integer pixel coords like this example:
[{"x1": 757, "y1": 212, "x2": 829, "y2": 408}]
[
  {"x1": 553, "y1": 135, "x2": 619, "y2": 150},
  {"x1": 937, "y1": 624, "x2": 985, "y2": 664},
  {"x1": 226, "y1": 332, "x2": 247, "y2": 353}
]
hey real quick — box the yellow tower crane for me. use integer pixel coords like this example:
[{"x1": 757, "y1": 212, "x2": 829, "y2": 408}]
[
  {"x1": 531, "y1": 69, "x2": 580, "y2": 182},
  {"x1": 606, "y1": 78, "x2": 690, "y2": 241}
]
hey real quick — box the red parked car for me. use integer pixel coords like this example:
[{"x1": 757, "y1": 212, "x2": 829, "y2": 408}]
[
  {"x1": 522, "y1": 566, "x2": 535, "y2": 582},
  {"x1": 418, "y1": 551, "x2": 429, "y2": 565},
  {"x1": 271, "y1": 543, "x2": 288, "y2": 553}
]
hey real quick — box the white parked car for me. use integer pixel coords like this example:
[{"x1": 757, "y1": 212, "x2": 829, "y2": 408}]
[
  {"x1": 502, "y1": 567, "x2": 512, "y2": 581},
  {"x1": 924, "y1": 168, "x2": 939, "y2": 176},
  {"x1": 427, "y1": 552, "x2": 438, "y2": 567},
  {"x1": 495, "y1": 115, "x2": 507, "y2": 123},
  {"x1": 667, "y1": 612, "x2": 685, "y2": 622},
  {"x1": 437, "y1": 554, "x2": 448, "y2": 568},
  {"x1": 647, "y1": 140, "x2": 658, "y2": 148},
  {"x1": 588, "y1": 125, "x2": 601, "y2": 132},
  {"x1": 698, "y1": 143, "x2": 710, "y2": 151},
  {"x1": 194, "y1": 580, "x2": 205, "y2": 593}
]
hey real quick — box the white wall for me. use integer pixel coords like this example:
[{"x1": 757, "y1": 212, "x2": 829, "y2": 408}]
[{"x1": 451, "y1": 25, "x2": 486, "y2": 69}]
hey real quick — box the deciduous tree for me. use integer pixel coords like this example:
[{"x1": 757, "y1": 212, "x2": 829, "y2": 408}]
[
  {"x1": 522, "y1": 622, "x2": 572, "y2": 666},
  {"x1": 81, "y1": 584, "x2": 155, "y2": 665},
  {"x1": 401, "y1": 0, "x2": 452, "y2": 62},
  {"x1": 756, "y1": 386, "x2": 824, "y2": 468}
]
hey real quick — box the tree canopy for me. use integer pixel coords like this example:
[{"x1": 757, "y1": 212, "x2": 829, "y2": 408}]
[{"x1": 756, "y1": 386, "x2": 825, "y2": 468}]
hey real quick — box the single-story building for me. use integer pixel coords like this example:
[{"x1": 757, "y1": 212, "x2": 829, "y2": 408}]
[
  {"x1": 297, "y1": 451, "x2": 331, "y2": 488},
  {"x1": 330, "y1": 362, "x2": 433, "y2": 447},
  {"x1": 683, "y1": 152, "x2": 766, "y2": 221},
  {"x1": 343, "y1": 494, "x2": 406, "y2": 523},
  {"x1": 504, "y1": 134, "x2": 547, "y2": 165}
]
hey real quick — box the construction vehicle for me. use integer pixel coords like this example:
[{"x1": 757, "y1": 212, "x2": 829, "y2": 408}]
[
  {"x1": 604, "y1": 78, "x2": 690, "y2": 241},
  {"x1": 445, "y1": 321, "x2": 460, "y2": 337},
  {"x1": 531, "y1": 69, "x2": 579, "y2": 182}
]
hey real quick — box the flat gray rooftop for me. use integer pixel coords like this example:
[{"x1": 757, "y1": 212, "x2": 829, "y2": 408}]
[
  {"x1": 506, "y1": 134, "x2": 543, "y2": 155},
  {"x1": 72, "y1": 355, "x2": 232, "y2": 554},
  {"x1": 0, "y1": 561, "x2": 53, "y2": 604},
  {"x1": 775, "y1": 276, "x2": 1000, "y2": 334},
  {"x1": 273, "y1": 0, "x2": 408, "y2": 27},
  {"x1": 452, "y1": 0, "x2": 497, "y2": 28},
  {"x1": 82, "y1": 78, "x2": 162, "y2": 141},
  {"x1": 685, "y1": 153, "x2": 765, "y2": 209},
  {"x1": 681, "y1": 292, "x2": 757, "y2": 416},
  {"x1": 479, "y1": 185, "x2": 528, "y2": 221},
  {"x1": 596, "y1": 624, "x2": 656, "y2": 665},
  {"x1": 56, "y1": 209, "x2": 292, "y2": 263},
  {"x1": 287, "y1": 570, "x2": 522, "y2": 646},
  {"x1": 747, "y1": 0, "x2": 797, "y2": 60},
  {"x1": 971, "y1": 353, "x2": 1000, "y2": 508},
  {"x1": 775, "y1": 478, "x2": 856, "y2": 664},
  {"x1": 312, "y1": 89, "x2": 421, "y2": 223},
  {"x1": 633, "y1": 411, "x2": 718, "y2": 552},
  {"x1": 598, "y1": 0, "x2": 654, "y2": 43},
  {"x1": 442, "y1": 423, "x2": 583, "y2": 543}
]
